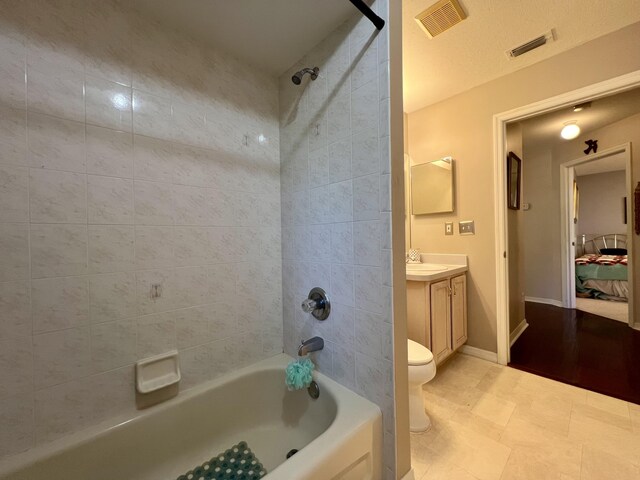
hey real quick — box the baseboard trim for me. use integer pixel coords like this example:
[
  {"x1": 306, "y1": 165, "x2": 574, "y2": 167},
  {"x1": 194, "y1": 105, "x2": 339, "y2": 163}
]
[
  {"x1": 459, "y1": 345, "x2": 498, "y2": 363},
  {"x1": 509, "y1": 319, "x2": 529, "y2": 347},
  {"x1": 401, "y1": 468, "x2": 415, "y2": 480},
  {"x1": 524, "y1": 296, "x2": 564, "y2": 308}
]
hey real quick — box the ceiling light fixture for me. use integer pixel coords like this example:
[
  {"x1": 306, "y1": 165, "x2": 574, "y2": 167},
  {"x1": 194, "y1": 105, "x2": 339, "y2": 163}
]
[
  {"x1": 560, "y1": 121, "x2": 580, "y2": 140},
  {"x1": 573, "y1": 102, "x2": 592, "y2": 112}
]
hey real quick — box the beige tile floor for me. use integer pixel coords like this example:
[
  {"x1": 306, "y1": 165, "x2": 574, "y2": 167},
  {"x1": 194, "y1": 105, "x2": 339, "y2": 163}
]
[{"x1": 410, "y1": 353, "x2": 640, "y2": 480}]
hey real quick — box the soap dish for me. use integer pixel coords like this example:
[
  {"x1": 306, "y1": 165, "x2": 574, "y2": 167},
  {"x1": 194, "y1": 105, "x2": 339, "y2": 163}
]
[{"x1": 135, "y1": 350, "x2": 181, "y2": 394}]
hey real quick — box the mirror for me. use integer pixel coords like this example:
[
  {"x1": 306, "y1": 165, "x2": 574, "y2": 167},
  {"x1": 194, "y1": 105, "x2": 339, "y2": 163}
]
[{"x1": 410, "y1": 157, "x2": 454, "y2": 215}]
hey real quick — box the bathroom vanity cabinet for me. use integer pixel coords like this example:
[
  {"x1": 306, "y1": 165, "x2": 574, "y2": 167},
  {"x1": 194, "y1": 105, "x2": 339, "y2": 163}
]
[{"x1": 407, "y1": 273, "x2": 467, "y2": 365}]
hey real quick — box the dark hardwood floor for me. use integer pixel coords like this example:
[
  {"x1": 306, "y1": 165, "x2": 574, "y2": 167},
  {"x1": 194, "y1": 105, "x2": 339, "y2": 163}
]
[{"x1": 509, "y1": 301, "x2": 640, "y2": 405}]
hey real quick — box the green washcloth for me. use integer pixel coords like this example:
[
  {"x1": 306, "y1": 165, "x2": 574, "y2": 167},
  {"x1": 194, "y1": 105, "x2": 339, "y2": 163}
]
[{"x1": 285, "y1": 357, "x2": 314, "y2": 391}]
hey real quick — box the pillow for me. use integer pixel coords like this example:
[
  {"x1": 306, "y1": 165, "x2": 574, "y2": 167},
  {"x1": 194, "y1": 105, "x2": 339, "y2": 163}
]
[{"x1": 600, "y1": 248, "x2": 627, "y2": 255}]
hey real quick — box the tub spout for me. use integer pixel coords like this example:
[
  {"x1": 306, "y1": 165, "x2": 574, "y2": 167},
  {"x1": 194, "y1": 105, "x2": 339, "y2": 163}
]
[{"x1": 298, "y1": 337, "x2": 324, "y2": 356}]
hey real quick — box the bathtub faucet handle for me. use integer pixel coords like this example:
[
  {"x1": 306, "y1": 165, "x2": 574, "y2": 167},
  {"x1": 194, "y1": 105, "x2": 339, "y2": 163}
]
[
  {"x1": 301, "y1": 298, "x2": 318, "y2": 313},
  {"x1": 301, "y1": 287, "x2": 331, "y2": 321}
]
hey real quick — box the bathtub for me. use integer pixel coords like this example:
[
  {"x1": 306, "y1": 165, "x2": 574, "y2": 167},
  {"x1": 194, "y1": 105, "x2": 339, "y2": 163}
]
[{"x1": 0, "y1": 354, "x2": 382, "y2": 480}]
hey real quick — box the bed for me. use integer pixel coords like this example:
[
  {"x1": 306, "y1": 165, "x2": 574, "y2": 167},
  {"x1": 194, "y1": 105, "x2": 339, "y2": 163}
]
[{"x1": 575, "y1": 234, "x2": 628, "y2": 301}]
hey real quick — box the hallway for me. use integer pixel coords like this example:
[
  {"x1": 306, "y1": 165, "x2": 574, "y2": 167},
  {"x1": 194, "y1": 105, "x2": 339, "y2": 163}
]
[{"x1": 510, "y1": 302, "x2": 640, "y2": 404}]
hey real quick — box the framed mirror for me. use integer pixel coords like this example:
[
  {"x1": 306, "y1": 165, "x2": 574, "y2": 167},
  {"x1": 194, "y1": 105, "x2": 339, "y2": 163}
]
[
  {"x1": 507, "y1": 151, "x2": 521, "y2": 210},
  {"x1": 411, "y1": 157, "x2": 454, "y2": 215}
]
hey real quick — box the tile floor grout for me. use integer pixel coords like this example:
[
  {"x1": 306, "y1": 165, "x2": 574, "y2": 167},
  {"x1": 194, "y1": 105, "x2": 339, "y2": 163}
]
[{"x1": 410, "y1": 352, "x2": 640, "y2": 480}]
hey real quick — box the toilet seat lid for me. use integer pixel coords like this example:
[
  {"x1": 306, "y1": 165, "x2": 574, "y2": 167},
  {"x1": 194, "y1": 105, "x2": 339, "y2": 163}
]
[{"x1": 407, "y1": 339, "x2": 434, "y2": 365}]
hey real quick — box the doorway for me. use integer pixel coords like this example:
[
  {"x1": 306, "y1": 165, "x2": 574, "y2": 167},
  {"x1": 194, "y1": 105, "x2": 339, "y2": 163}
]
[
  {"x1": 560, "y1": 144, "x2": 634, "y2": 325},
  {"x1": 494, "y1": 70, "x2": 640, "y2": 367},
  {"x1": 495, "y1": 77, "x2": 640, "y2": 403}
]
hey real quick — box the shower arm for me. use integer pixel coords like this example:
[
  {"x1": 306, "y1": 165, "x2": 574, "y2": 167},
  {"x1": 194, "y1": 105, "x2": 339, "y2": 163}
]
[{"x1": 348, "y1": 0, "x2": 385, "y2": 30}]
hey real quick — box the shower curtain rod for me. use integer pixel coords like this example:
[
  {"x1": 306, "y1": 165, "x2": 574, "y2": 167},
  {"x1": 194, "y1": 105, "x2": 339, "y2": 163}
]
[{"x1": 348, "y1": 0, "x2": 385, "y2": 30}]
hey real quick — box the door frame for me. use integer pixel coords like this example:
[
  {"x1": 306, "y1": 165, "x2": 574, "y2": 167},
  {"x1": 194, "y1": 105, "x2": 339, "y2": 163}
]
[
  {"x1": 493, "y1": 70, "x2": 640, "y2": 365},
  {"x1": 560, "y1": 144, "x2": 633, "y2": 321}
]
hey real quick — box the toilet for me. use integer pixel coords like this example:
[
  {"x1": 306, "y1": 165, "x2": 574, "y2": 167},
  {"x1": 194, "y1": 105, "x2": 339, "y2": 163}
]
[{"x1": 407, "y1": 339, "x2": 436, "y2": 432}]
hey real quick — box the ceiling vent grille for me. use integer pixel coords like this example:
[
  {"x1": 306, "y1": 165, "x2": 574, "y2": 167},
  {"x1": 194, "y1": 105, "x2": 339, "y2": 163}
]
[
  {"x1": 507, "y1": 30, "x2": 556, "y2": 58},
  {"x1": 415, "y1": 0, "x2": 467, "y2": 39}
]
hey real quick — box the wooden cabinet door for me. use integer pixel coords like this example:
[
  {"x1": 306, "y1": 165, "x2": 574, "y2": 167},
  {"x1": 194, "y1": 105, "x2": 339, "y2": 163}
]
[
  {"x1": 406, "y1": 281, "x2": 431, "y2": 349},
  {"x1": 451, "y1": 274, "x2": 468, "y2": 349},
  {"x1": 430, "y1": 279, "x2": 452, "y2": 364}
]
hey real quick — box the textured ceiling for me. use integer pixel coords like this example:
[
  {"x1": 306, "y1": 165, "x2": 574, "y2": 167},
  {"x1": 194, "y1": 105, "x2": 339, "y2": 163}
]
[
  {"x1": 519, "y1": 87, "x2": 640, "y2": 151},
  {"x1": 403, "y1": 0, "x2": 640, "y2": 112},
  {"x1": 135, "y1": 0, "x2": 356, "y2": 76}
]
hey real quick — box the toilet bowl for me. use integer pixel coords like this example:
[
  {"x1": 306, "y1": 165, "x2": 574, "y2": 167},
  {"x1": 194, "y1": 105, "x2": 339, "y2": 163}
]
[{"x1": 407, "y1": 339, "x2": 436, "y2": 432}]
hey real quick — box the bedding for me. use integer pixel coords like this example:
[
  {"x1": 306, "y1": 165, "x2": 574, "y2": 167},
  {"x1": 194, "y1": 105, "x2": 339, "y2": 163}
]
[{"x1": 575, "y1": 254, "x2": 628, "y2": 300}]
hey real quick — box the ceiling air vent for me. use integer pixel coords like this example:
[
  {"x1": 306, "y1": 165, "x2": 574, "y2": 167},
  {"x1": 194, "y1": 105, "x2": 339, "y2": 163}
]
[
  {"x1": 507, "y1": 30, "x2": 556, "y2": 58},
  {"x1": 415, "y1": 0, "x2": 467, "y2": 39}
]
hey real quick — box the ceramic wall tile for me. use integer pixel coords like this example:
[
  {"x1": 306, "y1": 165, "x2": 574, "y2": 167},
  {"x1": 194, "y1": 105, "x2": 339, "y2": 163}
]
[
  {"x1": 85, "y1": 125, "x2": 133, "y2": 178},
  {"x1": 132, "y1": 89, "x2": 172, "y2": 139},
  {"x1": 0, "y1": 336, "x2": 33, "y2": 400},
  {"x1": 0, "y1": 42, "x2": 26, "y2": 111},
  {"x1": 88, "y1": 272, "x2": 137, "y2": 324},
  {"x1": 34, "y1": 378, "x2": 93, "y2": 445},
  {"x1": 90, "y1": 366, "x2": 135, "y2": 424},
  {"x1": 136, "y1": 315, "x2": 175, "y2": 358},
  {"x1": 329, "y1": 138, "x2": 352, "y2": 183},
  {"x1": 0, "y1": 281, "x2": 31, "y2": 340},
  {"x1": 0, "y1": 106, "x2": 27, "y2": 167},
  {"x1": 133, "y1": 135, "x2": 174, "y2": 183},
  {"x1": 29, "y1": 169, "x2": 87, "y2": 224},
  {"x1": 30, "y1": 224, "x2": 87, "y2": 278},
  {"x1": 87, "y1": 175, "x2": 134, "y2": 225},
  {"x1": 90, "y1": 321, "x2": 136, "y2": 373},
  {"x1": 0, "y1": 391, "x2": 34, "y2": 457},
  {"x1": 135, "y1": 226, "x2": 174, "y2": 269},
  {"x1": 26, "y1": 65, "x2": 85, "y2": 122},
  {"x1": 87, "y1": 225, "x2": 134, "y2": 274},
  {"x1": 278, "y1": 6, "x2": 394, "y2": 473},
  {"x1": 31, "y1": 276, "x2": 89, "y2": 333},
  {"x1": 0, "y1": 165, "x2": 28, "y2": 222},
  {"x1": 134, "y1": 180, "x2": 174, "y2": 225},
  {"x1": 0, "y1": 223, "x2": 29, "y2": 282},
  {"x1": 352, "y1": 131, "x2": 379, "y2": 177},
  {"x1": 27, "y1": 112, "x2": 85, "y2": 172},
  {"x1": 85, "y1": 76, "x2": 132, "y2": 132},
  {"x1": 353, "y1": 173, "x2": 380, "y2": 221},
  {"x1": 351, "y1": 79, "x2": 378, "y2": 137},
  {"x1": 1, "y1": 0, "x2": 284, "y2": 458},
  {"x1": 33, "y1": 327, "x2": 91, "y2": 389}
]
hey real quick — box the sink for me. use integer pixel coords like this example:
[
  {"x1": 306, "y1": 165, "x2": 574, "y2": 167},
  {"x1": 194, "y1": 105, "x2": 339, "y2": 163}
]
[{"x1": 406, "y1": 264, "x2": 449, "y2": 272}]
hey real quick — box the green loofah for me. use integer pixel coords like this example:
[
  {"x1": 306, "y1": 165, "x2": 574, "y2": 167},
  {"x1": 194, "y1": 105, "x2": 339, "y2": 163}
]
[{"x1": 285, "y1": 357, "x2": 315, "y2": 391}]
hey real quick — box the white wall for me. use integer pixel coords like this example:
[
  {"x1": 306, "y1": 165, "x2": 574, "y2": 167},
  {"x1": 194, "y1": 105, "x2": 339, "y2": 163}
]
[
  {"x1": 0, "y1": 0, "x2": 282, "y2": 458},
  {"x1": 278, "y1": 1, "x2": 397, "y2": 475},
  {"x1": 521, "y1": 147, "x2": 562, "y2": 300},
  {"x1": 576, "y1": 170, "x2": 627, "y2": 235}
]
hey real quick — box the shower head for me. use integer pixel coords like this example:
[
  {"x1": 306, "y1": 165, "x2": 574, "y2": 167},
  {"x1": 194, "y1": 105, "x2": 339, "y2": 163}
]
[{"x1": 291, "y1": 67, "x2": 319, "y2": 85}]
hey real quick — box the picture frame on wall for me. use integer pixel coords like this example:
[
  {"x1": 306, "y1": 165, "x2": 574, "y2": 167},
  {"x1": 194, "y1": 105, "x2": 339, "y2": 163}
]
[{"x1": 507, "y1": 151, "x2": 522, "y2": 210}]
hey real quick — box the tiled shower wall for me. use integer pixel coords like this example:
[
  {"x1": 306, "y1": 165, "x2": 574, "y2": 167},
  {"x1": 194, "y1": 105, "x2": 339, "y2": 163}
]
[
  {"x1": 0, "y1": 0, "x2": 281, "y2": 457},
  {"x1": 278, "y1": 1, "x2": 396, "y2": 475}
]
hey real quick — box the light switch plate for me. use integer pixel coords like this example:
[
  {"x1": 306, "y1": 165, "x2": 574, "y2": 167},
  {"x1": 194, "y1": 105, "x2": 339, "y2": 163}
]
[
  {"x1": 445, "y1": 222, "x2": 453, "y2": 235},
  {"x1": 459, "y1": 220, "x2": 475, "y2": 235}
]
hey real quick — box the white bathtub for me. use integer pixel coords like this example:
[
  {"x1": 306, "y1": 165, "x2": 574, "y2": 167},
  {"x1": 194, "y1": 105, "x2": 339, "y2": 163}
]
[{"x1": 0, "y1": 354, "x2": 382, "y2": 480}]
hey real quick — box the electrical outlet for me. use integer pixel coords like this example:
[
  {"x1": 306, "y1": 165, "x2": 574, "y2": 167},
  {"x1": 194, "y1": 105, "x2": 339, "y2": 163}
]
[
  {"x1": 459, "y1": 220, "x2": 475, "y2": 235},
  {"x1": 445, "y1": 222, "x2": 453, "y2": 235}
]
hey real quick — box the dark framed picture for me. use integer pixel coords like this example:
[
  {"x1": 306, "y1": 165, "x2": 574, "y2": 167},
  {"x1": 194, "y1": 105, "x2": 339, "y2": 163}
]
[{"x1": 507, "y1": 151, "x2": 522, "y2": 210}]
